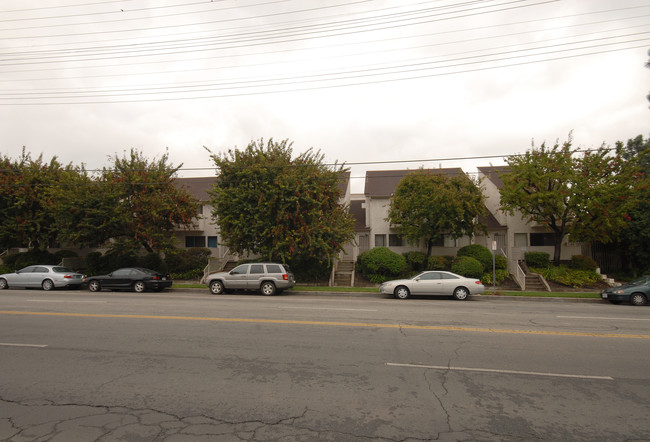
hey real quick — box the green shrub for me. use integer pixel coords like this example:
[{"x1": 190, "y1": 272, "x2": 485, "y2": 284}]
[
  {"x1": 457, "y1": 244, "x2": 493, "y2": 272},
  {"x1": 289, "y1": 256, "x2": 331, "y2": 283},
  {"x1": 84, "y1": 252, "x2": 104, "y2": 275},
  {"x1": 165, "y1": 248, "x2": 211, "y2": 273},
  {"x1": 0, "y1": 265, "x2": 11, "y2": 274},
  {"x1": 54, "y1": 250, "x2": 78, "y2": 260},
  {"x1": 357, "y1": 247, "x2": 407, "y2": 283},
  {"x1": 403, "y1": 251, "x2": 427, "y2": 272},
  {"x1": 139, "y1": 253, "x2": 167, "y2": 273},
  {"x1": 13, "y1": 250, "x2": 58, "y2": 269},
  {"x1": 481, "y1": 269, "x2": 510, "y2": 285},
  {"x1": 451, "y1": 256, "x2": 484, "y2": 279},
  {"x1": 570, "y1": 255, "x2": 598, "y2": 271},
  {"x1": 525, "y1": 251, "x2": 550, "y2": 268},
  {"x1": 427, "y1": 255, "x2": 454, "y2": 271},
  {"x1": 535, "y1": 265, "x2": 601, "y2": 288},
  {"x1": 495, "y1": 254, "x2": 508, "y2": 270}
]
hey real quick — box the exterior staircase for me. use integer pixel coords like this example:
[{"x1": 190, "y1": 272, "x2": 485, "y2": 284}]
[
  {"x1": 332, "y1": 260, "x2": 355, "y2": 287},
  {"x1": 525, "y1": 273, "x2": 550, "y2": 291}
]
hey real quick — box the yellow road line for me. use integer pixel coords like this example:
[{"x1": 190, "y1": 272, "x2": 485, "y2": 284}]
[{"x1": 1, "y1": 310, "x2": 649, "y2": 339}]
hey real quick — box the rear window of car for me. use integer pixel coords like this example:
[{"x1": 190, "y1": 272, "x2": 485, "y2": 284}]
[
  {"x1": 266, "y1": 264, "x2": 283, "y2": 273},
  {"x1": 53, "y1": 267, "x2": 73, "y2": 273}
]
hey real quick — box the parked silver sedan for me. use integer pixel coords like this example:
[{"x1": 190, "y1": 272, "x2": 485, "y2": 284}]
[
  {"x1": 380, "y1": 270, "x2": 485, "y2": 300},
  {"x1": 0, "y1": 265, "x2": 85, "y2": 291}
]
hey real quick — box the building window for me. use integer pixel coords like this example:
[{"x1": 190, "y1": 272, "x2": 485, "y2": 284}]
[
  {"x1": 443, "y1": 235, "x2": 456, "y2": 248},
  {"x1": 185, "y1": 236, "x2": 206, "y2": 248},
  {"x1": 207, "y1": 236, "x2": 218, "y2": 248},
  {"x1": 514, "y1": 233, "x2": 528, "y2": 247},
  {"x1": 389, "y1": 234, "x2": 403, "y2": 246},
  {"x1": 530, "y1": 233, "x2": 556, "y2": 246},
  {"x1": 375, "y1": 234, "x2": 386, "y2": 247}
]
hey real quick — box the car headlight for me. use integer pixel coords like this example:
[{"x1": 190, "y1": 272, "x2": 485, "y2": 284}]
[{"x1": 612, "y1": 290, "x2": 626, "y2": 294}]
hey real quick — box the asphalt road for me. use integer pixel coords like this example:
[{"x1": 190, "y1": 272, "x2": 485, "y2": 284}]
[{"x1": 0, "y1": 288, "x2": 648, "y2": 441}]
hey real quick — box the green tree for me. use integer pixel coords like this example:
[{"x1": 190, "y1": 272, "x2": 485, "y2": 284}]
[
  {"x1": 616, "y1": 135, "x2": 650, "y2": 273},
  {"x1": 0, "y1": 149, "x2": 71, "y2": 251},
  {"x1": 499, "y1": 136, "x2": 638, "y2": 265},
  {"x1": 386, "y1": 169, "x2": 486, "y2": 256},
  {"x1": 207, "y1": 138, "x2": 355, "y2": 269},
  {"x1": 100, "y1": 148, "x2": 200, "y2": 253}
]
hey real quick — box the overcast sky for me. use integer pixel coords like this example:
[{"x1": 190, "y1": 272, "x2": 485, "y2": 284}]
[{"x1": 1, "y1": 0, "x2": 648, "y2": 193}]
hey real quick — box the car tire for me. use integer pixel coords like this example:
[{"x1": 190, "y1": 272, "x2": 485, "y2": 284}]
[
  {"x1": 133, "y1": 281, "x2": 146, "y2": 293},
  {"x1": 630, "y1": 293, "x2": 647, "y2": 306},
  {"x1": 0, "y1": 278, "x2": 7, "y2": 290},
  {"x1": 88, "y1": 280, "x2": 101, "y2": 292},
  {"x1": 260, "y1": 281, "x2": 276, "y2": 296},
  {"x1": 209, "y1": 280, "x2": 225, "y2": 295},
  {"x1": 42, "y1": 279, "x2": 54, "y2": 291},
  {"x1": 394, "y1": 286, "x2": 410, "y2": 299},
  {"x1": 452, "y1": 287, "x2": 469, "y2": 301}
]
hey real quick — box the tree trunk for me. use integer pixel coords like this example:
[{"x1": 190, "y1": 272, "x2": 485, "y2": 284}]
[{"x1": 553, "y1": 232, "x2": 563, "y2": 265}]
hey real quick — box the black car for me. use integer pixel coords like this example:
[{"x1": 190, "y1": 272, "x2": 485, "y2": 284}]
[{"x1": 84, "y1": 267, "x2": 172, "y2": 293}]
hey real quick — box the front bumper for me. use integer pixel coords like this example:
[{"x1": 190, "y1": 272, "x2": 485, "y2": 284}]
[{"x1": 601, "y1": 292, "x2": 628, "y2": 302}]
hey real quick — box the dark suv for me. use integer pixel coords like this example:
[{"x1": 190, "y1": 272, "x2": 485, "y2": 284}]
[{"x1": 206, "y1": 263, "x2": 295, "y2": 296}]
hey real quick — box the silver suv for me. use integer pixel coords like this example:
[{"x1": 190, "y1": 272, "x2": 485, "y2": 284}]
[{"x1": 206, "y1": 262, "x2": 295, "y2": 296}]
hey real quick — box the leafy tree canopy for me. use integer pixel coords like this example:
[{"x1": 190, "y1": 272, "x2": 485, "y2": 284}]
[
  {"x1": 387, "y1": 169, "x2": 486, "y2": 256},
  {"x1": 100, "y1": 148, "x2": 200, "y2": 253},
  {"x1": 207, "y1": 138, "x2": 355, "y2": 267},
  {"x1": 499, "y1": 135, "x2": 639, "y2": 264},
  {"x1": 0, "y1": 148, "x2": 73, "y2": 250},
  {"x1": 616, "y1": 134, "x2": 650, "y2": 273}
]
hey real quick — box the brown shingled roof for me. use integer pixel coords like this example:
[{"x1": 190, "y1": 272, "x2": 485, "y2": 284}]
[
  {"x1": 477, "y1": 165, "x2": 509, "y2": 189},
  {"x1": 364, "y1": 168, "x2": 465, "y2": 197}
]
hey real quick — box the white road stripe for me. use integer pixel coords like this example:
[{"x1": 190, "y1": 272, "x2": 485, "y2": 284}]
[
  {"x1": 281, "y1": 307, "x2": 377, "y2": 312},
  {"x1": 0, "y1": 343, "x2": 48, "y2": 348},
  {"x1": 386, "y1": 362, "x2": 614, "y2": 380},
  {"x1": 558, "y1": 315, "x2": 650, "y2": 322},
  {"x1": 27, "y1": 300, "x2": 106, "y2": 303}
]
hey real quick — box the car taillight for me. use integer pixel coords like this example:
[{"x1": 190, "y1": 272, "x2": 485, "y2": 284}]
[
  {"x1": 475, "y1": 281, "x2": 481, "y2": 284},
  {"x1": 64, "y1": 275, "x2": 72, "y2": 279},
  {"x1": 152, "y1": 276, "x2": 160, "y2": 280},
  {"x1": 283, "y1": 274, "x2": 288, "y2": 280}
]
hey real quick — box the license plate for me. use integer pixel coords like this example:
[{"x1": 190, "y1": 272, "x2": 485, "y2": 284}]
[
  {"x1": 601, "y1": 293, "x2": 607, "y2": 299},
  {"x1": 162, "y1": 277, "x2": 167, "y2": 280}
]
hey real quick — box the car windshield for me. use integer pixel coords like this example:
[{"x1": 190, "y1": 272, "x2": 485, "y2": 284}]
[
  {"x1": 53, "y1": 267, "x2": 74, "y2": 273},
  {"x1": 628, "y1": 276, "x2": 650, "y2": 286}
]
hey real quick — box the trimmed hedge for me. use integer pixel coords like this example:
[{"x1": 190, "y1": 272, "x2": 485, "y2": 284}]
[
  {"x1": 570, "y1": 255, "x2": 598, "y2": 271},
  {"x1": 457, "y1": 244, "x2": 493, "y2": 272},
  {"x1": 403, "y1": 251, "x2": 427, "y2": 272},
  {"x1": 427, "y1": 255, "x2": 454, "y2": 271},
  {"x1": 451, "y1": 256, "x2": 484, "y2": 279},
  {"x1": 525, "y1": 251, "x2": 550, "y2": 268},
  {"x1": 357, "y1": 247, "x2": 407, "y2": 283}
]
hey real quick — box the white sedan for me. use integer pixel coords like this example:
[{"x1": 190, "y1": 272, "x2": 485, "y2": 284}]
[
  {"x1": 380, "y1": 271, "x2": 485, "y2": 300},
  {"x1": 0, "y1": 265, "x2": 85, "y2": 291}
]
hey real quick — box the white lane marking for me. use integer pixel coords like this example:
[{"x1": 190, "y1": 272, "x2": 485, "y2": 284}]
[
  {"x1": 386, "y1": 363, "x2": 614, "y2": 380},
  {"x1": 0, "y1": 343, "x2": 48, "y2": 348},
  {"x1": 558, "y1": 315, "x2": 650, "y2": 322},
  {"x1": 280, "y1": 307, "x2": 378, "y2": 312},
  {"x1": 27, "y1": 300, "x2": 106, "y2": 303}
]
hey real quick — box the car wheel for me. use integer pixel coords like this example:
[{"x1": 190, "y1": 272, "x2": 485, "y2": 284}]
[
  {"x1": 133, "y1": 281, "x2": 146, "y2": 293},
  {"x1": 260, "y1": 281, "x2": 276, "y2": 296},
  {"x1": 42, "y1": 279, "x2": 54, "y2": 291},
  {"x1": 88, "y1": 280, "x2": 101, "y2": 292},
  {"x1": 630, "y1": 293, "x2": 647, "y2": 306},
  {"x1": 452, "y1": 287, "x2": 469, "y2": 301},
  {"x1": 0, "y1": 278, "x2": 7, "y2": 290},
  {"x1": 209, "y1": 280, "x2": 224, "y2": 295},
  {"x1": 394, "y1": 286, "x2": 410, "y2": 299}
]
